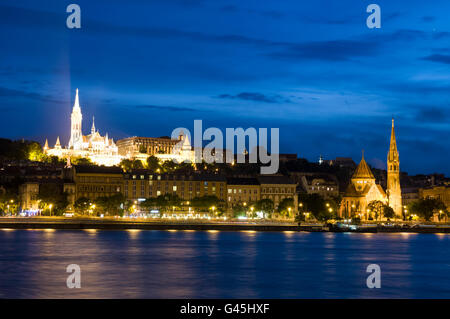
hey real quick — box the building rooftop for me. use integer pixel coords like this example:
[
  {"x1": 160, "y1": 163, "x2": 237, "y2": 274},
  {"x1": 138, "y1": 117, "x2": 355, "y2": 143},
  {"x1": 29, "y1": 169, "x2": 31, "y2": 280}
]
[
  {"x1": 226, "y1": 177, "x2": 260, "y2": 185},
  {"x1": 257, "y1": 175, "x2": 296, "y2": 185},
  {"x1": 74, "y1": 165, "x2": 123, "y2": 174}
]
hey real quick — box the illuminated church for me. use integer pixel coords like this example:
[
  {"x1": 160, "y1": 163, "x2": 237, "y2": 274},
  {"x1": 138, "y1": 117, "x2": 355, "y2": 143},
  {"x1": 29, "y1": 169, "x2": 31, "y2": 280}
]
[
  {"x1": 339, "y1": 119, "x2": 402, "y2": 219},
  {"x1": 44, "y1": 89, "x2": 122, "y2": 166}
]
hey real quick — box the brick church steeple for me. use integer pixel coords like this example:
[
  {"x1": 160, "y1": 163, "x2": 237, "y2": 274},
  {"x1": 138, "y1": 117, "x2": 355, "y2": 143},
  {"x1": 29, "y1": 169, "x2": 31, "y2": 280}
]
[{"x1": 387, "y1": 118, "x2": 402, "y2": 217}]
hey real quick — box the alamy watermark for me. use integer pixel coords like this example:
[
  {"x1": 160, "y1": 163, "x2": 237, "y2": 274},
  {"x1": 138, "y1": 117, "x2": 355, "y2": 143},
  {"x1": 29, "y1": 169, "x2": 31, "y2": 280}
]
[
  {"x1": 366, "y1": 4, "x2": 381, "y2": 29},
  {"x1": 66, "y1": 4, "x2": 81, "y2": 29},
  {"x1": 171, "y1": 120, "x2": 280, "y2": 175},
  {"x1": 366, "y1": 264, "x2": 381, "y2": 289},
  {"x1": 66, "y1": 264, "x2": 81, "y2": 288}
]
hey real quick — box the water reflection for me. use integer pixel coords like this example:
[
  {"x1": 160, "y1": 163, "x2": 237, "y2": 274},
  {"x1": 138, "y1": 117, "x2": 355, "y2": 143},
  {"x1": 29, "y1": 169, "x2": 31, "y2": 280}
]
[{"x1": 0, "y1": 230, "x2": 448, "y2": 298}]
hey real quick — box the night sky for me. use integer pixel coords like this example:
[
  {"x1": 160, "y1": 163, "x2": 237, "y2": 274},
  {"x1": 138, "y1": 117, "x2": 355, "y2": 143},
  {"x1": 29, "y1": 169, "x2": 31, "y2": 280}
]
[{"x1": 0, "y1": 1, "x2": 449, "y2": 175}]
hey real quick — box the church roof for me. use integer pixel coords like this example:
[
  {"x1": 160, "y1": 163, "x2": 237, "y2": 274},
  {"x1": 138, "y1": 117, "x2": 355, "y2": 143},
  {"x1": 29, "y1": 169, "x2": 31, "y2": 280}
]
[
  {"x1": 344, "y1": 183, "x2": 365, "y2": 197},
  {"x1": 343, "y1": 182, "x2": 386, "y2": 198},
  {"x1": 352, "y1": 153, "x2": 375, "y2": 180}
]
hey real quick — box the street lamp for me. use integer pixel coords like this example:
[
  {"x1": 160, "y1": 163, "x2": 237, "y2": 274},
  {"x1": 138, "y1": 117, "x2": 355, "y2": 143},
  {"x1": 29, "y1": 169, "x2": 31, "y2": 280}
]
[{"x1": 49, "y1": 204, "x2": 53, "y2": 216}]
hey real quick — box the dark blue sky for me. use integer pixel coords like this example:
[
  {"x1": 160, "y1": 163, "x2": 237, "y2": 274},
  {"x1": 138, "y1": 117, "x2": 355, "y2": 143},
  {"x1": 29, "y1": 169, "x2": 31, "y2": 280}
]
[{"x1": 0, "y1": 0, "x2": 449, "y2": 175}]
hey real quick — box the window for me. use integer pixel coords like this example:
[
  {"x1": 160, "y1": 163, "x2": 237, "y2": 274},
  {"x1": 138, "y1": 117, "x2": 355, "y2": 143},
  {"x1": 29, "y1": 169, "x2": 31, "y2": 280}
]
[{"x1": 173, "y1": 186, "x2": 177, "y2": 191}]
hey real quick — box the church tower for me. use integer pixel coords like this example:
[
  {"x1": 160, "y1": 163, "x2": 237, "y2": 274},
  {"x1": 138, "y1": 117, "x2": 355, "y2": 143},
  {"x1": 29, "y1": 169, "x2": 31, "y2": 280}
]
[
  {"x1": 387, "y1": 118, "x2": 402, "y2": 217},
  {"x1": 68, "y1": 88, "x2": 83, "y2": 150}
]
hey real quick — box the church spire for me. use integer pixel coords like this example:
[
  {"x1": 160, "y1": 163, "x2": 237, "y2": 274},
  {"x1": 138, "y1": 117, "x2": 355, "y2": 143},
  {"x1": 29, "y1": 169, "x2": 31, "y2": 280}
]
[
  {"x1": 387, "y1": 118, "x2": 402, "y2": 217},
  {"x1": 68, "y1": 88, "x2": 83, "y2": 150},
  {"x1": 91, "y1": 116, "x2": 96, "y2": 134},
  {"x1": 55, "y1": 136, "x2": 61, "y2": 149},
  {"x1": 388, "y1": 118, "x2": 398, "y2": 162},
  {"x1": 73, "y1": 88, "x2": 81, "y2": 111},
  {"x1": 43, "y1": 138, "x2": 49, "y2": 150}
]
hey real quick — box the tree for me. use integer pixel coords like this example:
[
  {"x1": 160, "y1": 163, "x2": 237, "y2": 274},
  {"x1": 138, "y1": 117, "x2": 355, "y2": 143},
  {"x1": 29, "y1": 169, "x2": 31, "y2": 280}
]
[
  {"x1": 383, "y1": 205, "x2": 395, "y2": 220},
  {"x1": 368, "y1": 200, "x2": 384, "y2": 221},
  {"x1": 254, "y1": 198, "x2": 274, "y2": 217},
  {"x1": 298, "y1": 193, "x2": 331, "y2": 221},
  {"x1": 120, "y1": 159, "x2": 144, "y2": 172},
  {"x1": 72, "y1": 157, "x2": 93, "y2": 166},
  {"x1": 146, "y1": 156, "x2": 161, "y2": 171},
  {"x1": 278, "y1": 198, "x2": 294, "y2": 217},
  {"x1": 0, "y1": 193, "x2": 19, "y2": 215},
  {"x1": 162, "y1": 160, "x2": 178, "y2": 173},
  {"x1": 27, "y1": 141, "x2": 45, "y2": 161},
  {"x1": 37, "y1": 184, "x2": 68, "y2": 216},
  {"x1": 74, "y1": 197, "x2": 91, "y2": 215},
  {"x1": 142, "y1": 194, "x2": 182, "y2": 212},
  {"x1": 231, "y1": 204, "x2": 246, "y2": 218},
  {"x1": 94, "y1": 194, "x2": 125, "y2": 216},
  {"x1": 409, "y1": 198, "x2": 448, "y2": 222},
  {"x1": 191, "y1": 195, "x2": 223, "y2": 212}
]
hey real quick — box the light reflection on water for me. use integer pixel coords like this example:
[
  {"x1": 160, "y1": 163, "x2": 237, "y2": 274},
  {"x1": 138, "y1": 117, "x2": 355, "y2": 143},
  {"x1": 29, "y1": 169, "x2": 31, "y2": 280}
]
[{"x1": 0, "y1": 229, "x2": 449, "y2": 298}]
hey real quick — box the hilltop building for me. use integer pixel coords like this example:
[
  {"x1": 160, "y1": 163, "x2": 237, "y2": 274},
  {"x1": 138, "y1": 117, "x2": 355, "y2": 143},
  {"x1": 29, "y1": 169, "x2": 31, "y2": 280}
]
[
  {"x1": 44, "y1": 89, "x2": 196, "y2": 166},
  {"x1": 44, "y1": 89, "x2": 122, "y2": 166}
]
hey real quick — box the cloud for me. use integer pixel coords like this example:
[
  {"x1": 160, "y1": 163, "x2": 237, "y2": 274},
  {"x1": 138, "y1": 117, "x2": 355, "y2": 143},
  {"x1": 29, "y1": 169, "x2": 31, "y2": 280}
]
[
  {"x1": 135, "y1": 104, "x2": 197, "y2": 112},
  {"x1": 415, "y1": 107, "x2": 449, "y2": 123},
  {"x1": 422, "y1": 54, "x2": 450, "y2": 64},
  {"x1": 216, "y1": 92, "x2": 290, "y2": 103},
  {"x1": 422, "y1": 16, "x2": 436, "y2": 23},
  {"x1": 268, "y1": 40, "x2": 379, "y2": 62},
  {"x1": 220, "y1": 5, "x2": 284, "y2": 19},
  {"x1": 0, "y1": 87, "x2": 61, "y2": 104}
]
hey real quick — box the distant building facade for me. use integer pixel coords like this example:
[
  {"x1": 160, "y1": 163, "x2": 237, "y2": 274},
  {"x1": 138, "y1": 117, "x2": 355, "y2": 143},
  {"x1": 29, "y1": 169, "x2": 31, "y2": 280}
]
[
  {"x1": 72, "y1": 165, "x2": 123, "y2": 201},
  {"x1": 419, "y1": 185, "x2": 450, "y2": 210},
  {"x1": 123, "y1": 172, "x2": 227, "y2": 202},
  {"x1": 226, "y1": 178, "x2": 260, "y2": 207},
  {"x1": 258, "y1": 175, "x2": 298, "y2": 213},
  {"x1": 116, "y1": 136, "x2": 180, "y2": 157},
  {"x1": 290, "y1": 172, "x2": 339, "y2": 199}
]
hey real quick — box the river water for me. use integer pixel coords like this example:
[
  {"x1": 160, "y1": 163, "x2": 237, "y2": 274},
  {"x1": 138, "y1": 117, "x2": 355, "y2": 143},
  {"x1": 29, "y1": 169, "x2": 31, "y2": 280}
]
[{"x1": 0, "y1": 229, "x2": 448, "y2": 298}]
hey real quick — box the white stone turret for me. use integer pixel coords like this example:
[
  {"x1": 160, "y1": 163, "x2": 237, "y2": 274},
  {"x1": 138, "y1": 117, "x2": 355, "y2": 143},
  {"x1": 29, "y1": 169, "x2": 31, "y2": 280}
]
[{"x1": 68, "y1": 88, "x2": 83, "y2": 150}]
